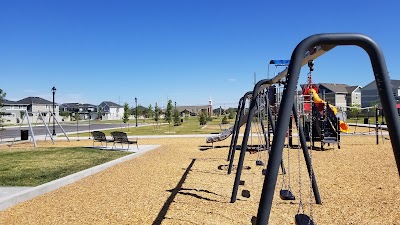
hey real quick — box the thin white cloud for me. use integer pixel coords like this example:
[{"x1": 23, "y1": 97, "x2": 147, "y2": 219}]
[
  {"x1": 227, "y1": 78, "x2": 237, "y2": 82},
  {"x1": 23, "y1": 89, "x2": 37, "y2": 93}
]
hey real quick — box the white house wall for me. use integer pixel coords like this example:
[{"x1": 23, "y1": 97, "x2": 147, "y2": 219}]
[{"x1": 335, "y1": 94, "x2": 347, "y2": 111}]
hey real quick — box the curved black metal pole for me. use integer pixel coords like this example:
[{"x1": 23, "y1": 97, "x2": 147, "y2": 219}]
[
  {"x1": 256, "y1": 33, "x2": 400, "y2": 225},
  {"x1": 228, "y1": 92, "x2": 251, "y2": 174},
  {"x1": 227, "y1": 96, "x2": 245, "y2": 162},
  {"x1": 231, "y1": 79, "x2": 272, "y2": 203}
]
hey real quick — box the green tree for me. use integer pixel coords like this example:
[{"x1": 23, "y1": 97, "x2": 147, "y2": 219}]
[
  {"x1": 97, "y1": 107, "x2": 103, "y2": 120},
  {"x1": 0, "y1": 89, "x2": 6, "y2": 133},
  {"x1": 199, "y1": 111, "x2": 207, "y2": 125},
  {"x1": 123, "y1": 103, "x2": 130, "y2": 124},
  {"x1": 221, "y1": 115, "x2": 229, "y2": 124},
  {"x1": 74, "y1": 112, "x2": 80, "y2": 121},
  {"x1": 173, "y1": 109, "x2": 181, "y2": 126},
  {"x1": 154, "y1": 103, "x2": 160, "y2": 122},
  {"x1": 228, "y1": 111, "x2": 236, "y2": 119},
  {"x1": 137, "y1": 105, "x2": 143, "y2": 118},
  {"x1": 348, "y1": 103, "x2": 361, "y2": 118},
  {"x1": 165, "y1": 100, "x2": 173, "y2": 124},
  {"x1": 147, "y1": 104, "x2": 153, "y2": 119}
]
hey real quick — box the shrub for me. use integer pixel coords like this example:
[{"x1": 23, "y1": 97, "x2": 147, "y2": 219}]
[
  {"x1": 228, "y1": 112, "x2": 235, "y2": 119},
  {"x1": 199, "y1": 113, "x2": 207, "y2": 125},
  {"x1": 221, "y1": 115, "x2": 229, "y2": 124}
]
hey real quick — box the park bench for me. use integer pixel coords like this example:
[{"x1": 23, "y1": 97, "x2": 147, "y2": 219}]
[
  {"x1": 91, "y1": 131, "x2": 114, "y2": 147},
  {"x1": 110, "y1": 131, "x2": 139, "y2": 150}
]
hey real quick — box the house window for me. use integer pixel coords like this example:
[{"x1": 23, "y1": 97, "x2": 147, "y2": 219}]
[{"x1": 355, "y1": 94, "x2": 358, "y2": 100}]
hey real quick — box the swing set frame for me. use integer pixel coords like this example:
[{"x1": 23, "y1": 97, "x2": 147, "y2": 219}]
[{"x1": 255, "y1": 33, "x2": 400, "y2": 225}]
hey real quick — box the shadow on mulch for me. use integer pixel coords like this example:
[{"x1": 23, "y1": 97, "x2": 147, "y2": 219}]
[
  {"x1": 153, "y1": 159, "x2": 222, "y2": 224},
  {"x1": 217, "y1": 164, "x2": 251, "y2": 171},
  {"x1": 152, "y1": 159, "x2": 196, "y2": 225},
  {"x1": 198, "y1": 145, "x2": 229, "y2": 151}
]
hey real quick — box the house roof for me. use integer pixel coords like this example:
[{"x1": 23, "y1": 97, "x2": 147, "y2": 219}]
[
  {"x1": 390, "y1": 79, "x2": 400, "y2": 88},
  {"x1": 16, "y1": 97, "x2": 56, "y2": 105},
  {"x1": 174, "y1": 105, "x2": 210, "y2": 113},
  {"x1": 61, "y1": 103, "x2": 97, "y2": 108},
  {"x1": 345, "y1": 85, "x2": 360, "y2": 93},
  {"x1": 2, "y1": 99, "x2": 22, "y2": 105},
  {"x1": 319, "y1": 83, "x2": 351, "y2": 93},
  {"x1": 362, "y1": 79, "x2": 400, "y2": 90},
  {"x1": 60, "y1": 103, "x2": 81, "y2": 108},
  {"x1": 100, "y1": 101, "x2": 122, "y2": 108}
]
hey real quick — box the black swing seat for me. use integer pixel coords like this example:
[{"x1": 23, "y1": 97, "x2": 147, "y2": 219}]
[
  {"x1": 256, "y1": 160, "x2": 265, "y2": 166},
  {"x1": 241, "y1": 189, "x2": 251, "y2": 198},
  {"x1": 295, "y1": 214, "x2": 315, "y2": 225},
  {"x1": 280, "y1": 189, "x2": 295, "y2": 200}
]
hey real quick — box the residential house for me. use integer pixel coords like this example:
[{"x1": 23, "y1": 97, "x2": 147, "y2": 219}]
[
  {"x1": 0, "y1": 97, "x2": 60, "y2": 124},
  {"x1": 0, "y1": 99, "x2": 27, "y2": 123},
  {"x1": 98, "y1": 101, "x2": 124, "y2": 120},
  {"x1": 361, "y1": 79, "x2": 400, "y2": 108},
  {"x1": 174, "y1": 105, "x2": 212, "y2": 116},
  {"x1": 60, "y1": 103, "x2": 98, "y2": 120},
  {"x1": 315, "y1": 83, "x2": 361, "y2": 111}
]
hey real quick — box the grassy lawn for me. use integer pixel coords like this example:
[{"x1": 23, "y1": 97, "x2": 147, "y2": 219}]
[
  {"x1": 0, "y1": 147, "x2": 131, "y2": 186},
  {"x1": 346, "y1": 117, "x2": 386, "y2": 124},
  {"x1": 68, "y1": 116, "x2": 235, "y2": 137}
]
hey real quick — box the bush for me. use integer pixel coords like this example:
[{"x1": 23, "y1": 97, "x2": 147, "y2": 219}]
[
  {"x1": 199, "y1": 113, "x2": 207, "y2": 125},
  {"x1": 228, "y1": 112, "x2": 235, "y2": 119},
  {"x1": 221, "y1": 115, "x2": 229, "y2": 124},
  {"x1": 173, "y1": 110, "x2": 181, "y2": 126}
]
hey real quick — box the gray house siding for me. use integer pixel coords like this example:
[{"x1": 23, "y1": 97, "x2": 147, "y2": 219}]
[{"x1": 361, "y1": 80, "x2": 400, "y2": 107}]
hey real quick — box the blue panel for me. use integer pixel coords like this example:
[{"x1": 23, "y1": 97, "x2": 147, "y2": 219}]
[{"x1": 269, "y1": 60, "x2": 290, "y2": 66}]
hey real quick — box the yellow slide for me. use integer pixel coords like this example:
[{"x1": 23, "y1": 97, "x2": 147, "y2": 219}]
[{"x1": 310, "y1": 89, "x2": 350, "y2": 133}]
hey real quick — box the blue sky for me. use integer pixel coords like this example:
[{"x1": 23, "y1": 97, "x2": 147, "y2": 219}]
[{"x1": 1, "y1": 0, "x2": 399, "y2": 109}]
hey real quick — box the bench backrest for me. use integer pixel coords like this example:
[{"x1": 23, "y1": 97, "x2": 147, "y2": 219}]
[
  {"x1": 111, "y1": 131, "x2": 128, "y2": 142},
  {"x1": 92, "y1": 131, "x2": 106, "y2": 141}
]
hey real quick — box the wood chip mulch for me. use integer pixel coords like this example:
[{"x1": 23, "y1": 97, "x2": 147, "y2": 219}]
[{"x1": 0, "y1": 135, "x2": 399, "y2": 224}]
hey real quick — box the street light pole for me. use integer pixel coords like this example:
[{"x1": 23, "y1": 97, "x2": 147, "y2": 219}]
[
  {"x1": 135, "y1": 97, "x2": 138, "y2": 127},
  {"x1": 51, "y1": 86, "x2": 56, "y2": 136},
  {"x1": 88, "y1": 109, "x2": 91, "y2": 139},
  {"x1": 75, "y1": 109, "x2": 79, "y2": 141}
]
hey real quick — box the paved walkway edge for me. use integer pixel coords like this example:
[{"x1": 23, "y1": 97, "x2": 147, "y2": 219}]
[{"x1": 0, "y1": 145, "x2": 161, "y2": 211}]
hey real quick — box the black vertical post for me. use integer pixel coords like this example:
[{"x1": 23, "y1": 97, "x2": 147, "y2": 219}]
[
  {"x1": 256, "y1": 33, "x2": 400, "y2": 225},
  {"x1": 228, "y1": 94, "x2": 248, "y2": 175},
  {"x1": 288, "y1": 115, "x2": 293, "y2": 147},
  {"x1": 75, "y1": 109, "x2": 79, "y2": 141},
  {"x1": 227, "y1": 96, "x2": 244, "y2": 162},
  {"x1": 230, "y1": 80, "x2": 271, "y2": 203},
  {"x1": 230, "y1": 92, "x2": 258, "y2": 203},
  {"x1": 135, "y1": 97, "x2": 138, "y2": 127},
  {"x1": 376, "y1": 107, "x2": 379, "y2": 145},
  {"x1": 337, "y1": 116, "x2": 341, "y2": 148},
  {"x1": 51, "y1": 86, "x2": 56, "y2": 136},
  {"x1": 88, "y1": 109, "x2": 91, "y2": 139}
]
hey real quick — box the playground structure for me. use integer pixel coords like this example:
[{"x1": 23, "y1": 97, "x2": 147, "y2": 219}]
[{"x1": 215, "y1": 33, "x2": 400, "y2": 225}]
